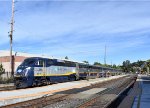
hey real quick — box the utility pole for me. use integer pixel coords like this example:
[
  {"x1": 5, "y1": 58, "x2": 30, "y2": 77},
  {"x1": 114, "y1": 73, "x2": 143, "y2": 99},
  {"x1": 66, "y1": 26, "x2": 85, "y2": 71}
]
[
  {"x1": 111, "y1": 60, "x2": 112, "y2": 66},
  {"x1": 104, "y1": 45, "x2": 106, "y2": 65},
  {"x1": 147, "y1": 67, "x2": 149, "y2": 75},
  {"x1": 9, "y1": 0, "x2": 15, "y2": 77}
]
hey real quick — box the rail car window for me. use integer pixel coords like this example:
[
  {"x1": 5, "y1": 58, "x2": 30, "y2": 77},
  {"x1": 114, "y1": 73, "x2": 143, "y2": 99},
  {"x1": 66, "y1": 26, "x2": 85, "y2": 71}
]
[
  {"x1": 79, "y1": 64, "x2": 88, "y2": 68},
  {"x1": 65, "y1": 61, "x2": 76, "y2": 67},
  {"x1": 54, "y1": 61, "x2": 65, "y2": 66},
  {"x1": 79, "y1": 64, "x2": 89, "y2": 72},
  {"x1": 47, "y1": 60, "x2": 54, "y2": 66},
  {"x1": 52, "y1": 59, "x2": 76, "y2": 67}
]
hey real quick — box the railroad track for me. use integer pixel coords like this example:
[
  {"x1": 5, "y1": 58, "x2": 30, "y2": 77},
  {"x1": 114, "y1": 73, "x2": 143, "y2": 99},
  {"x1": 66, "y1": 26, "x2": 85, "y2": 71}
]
[
  {"x1": 0, "y1": 85, "x2": 15, "y2": 91},
  {"x1": 1, "y1": 75, "x2": 136, "y2": 108},
  {"x1": 76, "y1": 76, "x2": 136, "y2": 108}
]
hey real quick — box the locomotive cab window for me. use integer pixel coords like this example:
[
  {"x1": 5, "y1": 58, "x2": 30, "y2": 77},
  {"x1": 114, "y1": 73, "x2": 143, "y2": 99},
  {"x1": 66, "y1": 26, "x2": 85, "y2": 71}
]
[{"x1": 21, "y1": 58, "x2": 36, "y2": 66}]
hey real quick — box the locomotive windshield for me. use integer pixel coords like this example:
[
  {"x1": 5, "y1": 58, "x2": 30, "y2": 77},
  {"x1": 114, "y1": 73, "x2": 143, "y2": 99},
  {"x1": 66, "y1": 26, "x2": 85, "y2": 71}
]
[{"x1": 21, "y1": 58, "x2": 36, "y2": 66}]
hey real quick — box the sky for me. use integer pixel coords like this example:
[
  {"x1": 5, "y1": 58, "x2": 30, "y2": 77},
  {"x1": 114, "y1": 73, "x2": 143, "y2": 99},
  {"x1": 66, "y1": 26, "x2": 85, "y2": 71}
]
[{"x1": 0, "y1": 0, "x2": 150, "y2": 65}]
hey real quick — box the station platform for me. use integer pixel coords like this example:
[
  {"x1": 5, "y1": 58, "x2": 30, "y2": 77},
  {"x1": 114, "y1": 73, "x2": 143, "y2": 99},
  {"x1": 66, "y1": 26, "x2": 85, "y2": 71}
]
[
  {"x1": 0, "y1": 75, "x2": 126, "y2": 107},
  {"x1": 132, "y1": 75, "x2": 150, "y2": 108}
]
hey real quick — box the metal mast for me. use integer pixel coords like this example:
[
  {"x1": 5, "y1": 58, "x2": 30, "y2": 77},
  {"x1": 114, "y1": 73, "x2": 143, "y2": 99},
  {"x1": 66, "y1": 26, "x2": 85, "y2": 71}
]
[
  {"x1": 104, "y1": 45, "x2": 106, "y2": 65},
  {"x1": 9, "y1": 0, "x2": 15, "y2": 77}
]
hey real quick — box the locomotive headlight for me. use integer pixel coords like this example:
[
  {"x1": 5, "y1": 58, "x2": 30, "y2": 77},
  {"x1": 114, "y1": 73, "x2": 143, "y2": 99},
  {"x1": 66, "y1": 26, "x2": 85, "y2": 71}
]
[{"x1": 26, "y1": 67, "x2": 31, "y2": 70}]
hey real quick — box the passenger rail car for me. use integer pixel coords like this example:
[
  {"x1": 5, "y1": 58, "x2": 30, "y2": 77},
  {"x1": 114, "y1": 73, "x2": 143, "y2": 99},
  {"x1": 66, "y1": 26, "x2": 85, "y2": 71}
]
[{"x1": 14, "y1": 57, "x2": 123, "y2": 88}]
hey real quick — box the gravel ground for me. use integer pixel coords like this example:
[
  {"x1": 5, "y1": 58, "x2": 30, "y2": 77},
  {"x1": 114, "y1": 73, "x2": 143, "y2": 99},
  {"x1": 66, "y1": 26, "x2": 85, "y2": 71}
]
[
  {"x1": 1, "y1": 75, "x2": 135, "y2": 108},
  {"x1": 44, "y1": 98, "x2": 85, "y2": 108},
  {"x1": 43, "y1": 76, "x2": 134, "y2": 108}
]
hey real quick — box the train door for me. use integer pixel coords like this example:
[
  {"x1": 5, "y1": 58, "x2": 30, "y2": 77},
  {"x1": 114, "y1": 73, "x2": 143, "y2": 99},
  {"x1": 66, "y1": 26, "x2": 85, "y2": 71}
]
[
  {"x1": 42, "y1": 60, "x2": 46, "y2": 79},
  {"x1": 75, "y1": 63, "x2": 79, "y2": 80},
  {"x1": 42, "y1": 59, "x2": 47, "y2": 84},
  {"x1": 35, "y1": 59, "x2": 47, "y2": 85}
]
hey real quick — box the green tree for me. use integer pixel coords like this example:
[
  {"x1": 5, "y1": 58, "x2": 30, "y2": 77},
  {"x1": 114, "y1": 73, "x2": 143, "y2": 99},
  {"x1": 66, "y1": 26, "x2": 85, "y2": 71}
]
[
  {"x1": 83, "y1": 61, "x2": 89, "y2": 64},
  {"x1": 121, "y1": 60, "x2": 149, "y2": 73},
  {"x1": 122, "y1": 60, "x2": 131, "y2": 72},
  {"x1": 93, "y1": 62, "x2": 101, "y2": 66},
  {"x1": 147, "y1": 59, "x2": 150, "y2": 62},
  {"x1": 65, "y1": 56, "x2": 69, "y2": 59},
  {"x1": 0, "y1": 64, "x2": 5, "y2": 76},
  {"x1": 112, "y1": 64, "x2": 117, "y2": 68}
]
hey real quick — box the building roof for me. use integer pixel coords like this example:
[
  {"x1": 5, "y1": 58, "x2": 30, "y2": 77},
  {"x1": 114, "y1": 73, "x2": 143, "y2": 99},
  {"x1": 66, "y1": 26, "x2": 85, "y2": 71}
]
[
  {"x1": 0, "y1": 50, "x2": 84, "y2": 63},
  {"x1": 0, "y1": 50, "x2": 52, "y2": 58}
]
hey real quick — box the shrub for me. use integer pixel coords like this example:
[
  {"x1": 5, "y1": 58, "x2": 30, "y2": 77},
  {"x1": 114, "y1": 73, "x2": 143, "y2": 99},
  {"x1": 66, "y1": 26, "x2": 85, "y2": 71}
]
[{"x1": 0, "y1": 64, "x2": 5, "y2": 76}]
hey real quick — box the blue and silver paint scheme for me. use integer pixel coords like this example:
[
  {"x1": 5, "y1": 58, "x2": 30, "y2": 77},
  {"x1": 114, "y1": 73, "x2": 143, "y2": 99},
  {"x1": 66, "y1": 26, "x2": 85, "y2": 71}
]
[
  {"x1": 14, "y1": 58, "x2": 36, "y2": 88},
  {"x1": 15, "y1": 66, "x2": 34, "y2": 88},
  {"x1": 14, "y1": 57, "x2": 78, "y2": 88},
  {"x1": 14, "y1": 57, "x2": 123, "y2": 88}
]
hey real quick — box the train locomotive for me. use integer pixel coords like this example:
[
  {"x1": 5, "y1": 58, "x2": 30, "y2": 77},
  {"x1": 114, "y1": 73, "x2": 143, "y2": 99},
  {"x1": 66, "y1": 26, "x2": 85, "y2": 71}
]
[{"x1": 14, "y1": 57, "x2": 122, "y2": 88}]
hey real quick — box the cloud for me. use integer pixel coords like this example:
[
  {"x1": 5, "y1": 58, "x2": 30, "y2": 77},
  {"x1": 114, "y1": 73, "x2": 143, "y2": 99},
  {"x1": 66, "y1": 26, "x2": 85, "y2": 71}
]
[{"x1": 0, "y1": 1, "x2": 150, "y2": 64}]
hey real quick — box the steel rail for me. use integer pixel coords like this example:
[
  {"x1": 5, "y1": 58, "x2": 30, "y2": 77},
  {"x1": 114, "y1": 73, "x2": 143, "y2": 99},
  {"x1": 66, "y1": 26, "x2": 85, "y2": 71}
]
[
  {"x1": 1, "y1": 75, "x2": 133, "y2": 108},
  {"x1": 76, "y1": 76, "x2": 136, "y2": 108}
]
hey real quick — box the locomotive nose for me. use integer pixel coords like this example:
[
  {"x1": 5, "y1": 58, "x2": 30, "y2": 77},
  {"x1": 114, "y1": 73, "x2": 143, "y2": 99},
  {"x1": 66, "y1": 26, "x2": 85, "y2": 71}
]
[{"x1": 15, "y1": 67, "x2": 31, "y2": 77}]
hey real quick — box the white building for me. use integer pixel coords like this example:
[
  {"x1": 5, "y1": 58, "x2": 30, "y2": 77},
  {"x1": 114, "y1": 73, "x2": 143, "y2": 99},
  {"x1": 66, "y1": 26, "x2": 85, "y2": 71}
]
[{"x1": 0, "y1": 50, "x2": 43, "y2": 78}]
